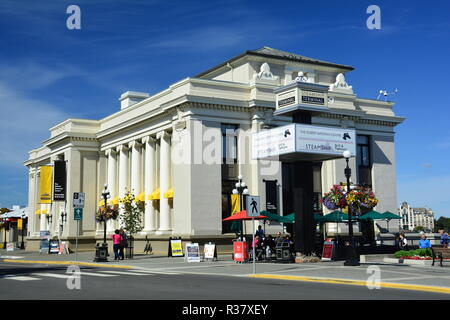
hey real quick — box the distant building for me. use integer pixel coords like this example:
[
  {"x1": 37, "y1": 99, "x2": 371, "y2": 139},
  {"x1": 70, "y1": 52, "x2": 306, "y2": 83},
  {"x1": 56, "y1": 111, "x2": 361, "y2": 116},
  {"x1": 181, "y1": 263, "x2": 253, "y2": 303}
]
[{"x1": 398, "y1": 202, "x2": 434, "y2": 232}]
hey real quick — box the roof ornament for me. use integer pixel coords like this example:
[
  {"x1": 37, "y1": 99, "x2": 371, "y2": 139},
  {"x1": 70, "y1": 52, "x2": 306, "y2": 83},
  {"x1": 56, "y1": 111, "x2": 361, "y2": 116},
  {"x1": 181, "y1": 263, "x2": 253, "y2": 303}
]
[
  {"x1": 329, "y1": 73, "x2": 353, "y2": 93},
  {"x1": 294, "y1": 71, "x2": 308, "y2": 83},
  {"x1": 253, "y1": 62, "x2": 279, "y2": 82}
]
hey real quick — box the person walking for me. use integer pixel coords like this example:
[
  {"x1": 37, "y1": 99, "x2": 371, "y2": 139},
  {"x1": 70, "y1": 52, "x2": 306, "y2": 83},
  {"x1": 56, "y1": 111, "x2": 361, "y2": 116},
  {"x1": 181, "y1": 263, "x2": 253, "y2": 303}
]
[
  {"x1": 119, "y1": 229, "x2": 128, "y2": 260},
  {"x1": 111, "y1": 229, "x2": 122, "y2": 261}
]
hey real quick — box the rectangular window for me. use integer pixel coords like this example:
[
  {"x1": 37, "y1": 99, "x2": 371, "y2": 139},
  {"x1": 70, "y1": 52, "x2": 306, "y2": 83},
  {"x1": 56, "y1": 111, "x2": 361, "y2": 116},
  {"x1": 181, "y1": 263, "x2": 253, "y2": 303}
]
[
  {"x1": 356, "y1": 135, "x2": 372, "y2": 187},
  {"x1": 221, "y1": 124, "x2": 238, "y2": 164}
]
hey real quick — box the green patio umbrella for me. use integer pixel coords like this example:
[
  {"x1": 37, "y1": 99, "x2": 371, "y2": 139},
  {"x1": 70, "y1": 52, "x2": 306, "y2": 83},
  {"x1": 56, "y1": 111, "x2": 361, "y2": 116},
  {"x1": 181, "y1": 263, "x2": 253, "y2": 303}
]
[
  {"x1": 260, "y1": 211, "x2": 286, "y2": 223},
  {"x1": 359, "y1": 210, "x2": 385, "y2": 220},
  {"x1": 382, "y1": 211, "x2": 402, "y2": 220},
  {"x1": 382, "y1": 211, "x2": 401, "y2": 231},
  {"x1": 321, "y1": 210, "x2": 349, "y2": 222}
]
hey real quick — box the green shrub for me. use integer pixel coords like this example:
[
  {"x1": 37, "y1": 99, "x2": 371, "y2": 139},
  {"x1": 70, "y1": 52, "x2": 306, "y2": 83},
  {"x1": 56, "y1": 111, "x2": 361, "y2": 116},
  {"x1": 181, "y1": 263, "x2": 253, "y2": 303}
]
[{"x1": 394, "y1": 248, "x2": 433, "y2": 258}]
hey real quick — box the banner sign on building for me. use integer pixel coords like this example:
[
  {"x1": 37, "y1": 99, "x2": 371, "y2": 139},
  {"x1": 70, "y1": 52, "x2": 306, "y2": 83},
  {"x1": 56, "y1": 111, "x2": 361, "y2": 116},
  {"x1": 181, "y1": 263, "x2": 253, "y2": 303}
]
[
  {"x1": 264, "y1": 180, "x2": 278, "y2": 214},
  {"x1": 252, "y1": 124, "x2": 356, "y2": 159},
  {"x1": 39, "y1": 166, "x2": 53, "y2": 204},
  {"x1": 53, "y1": 161, "x2": 66, "y2": 201}
]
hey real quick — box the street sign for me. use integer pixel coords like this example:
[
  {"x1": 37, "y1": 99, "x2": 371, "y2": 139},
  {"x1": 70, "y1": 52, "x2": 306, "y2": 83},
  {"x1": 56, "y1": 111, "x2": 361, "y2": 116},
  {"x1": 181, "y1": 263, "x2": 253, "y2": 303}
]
[
  {"x1": 73, "y1": 192, "x2": 85, "y2": 208},
  {"x1": 74, "y1": 208, "x2": 83, "y2": 220},
  {"x1": 246, "y1": 196, "x2": 260, "y2": 217}
]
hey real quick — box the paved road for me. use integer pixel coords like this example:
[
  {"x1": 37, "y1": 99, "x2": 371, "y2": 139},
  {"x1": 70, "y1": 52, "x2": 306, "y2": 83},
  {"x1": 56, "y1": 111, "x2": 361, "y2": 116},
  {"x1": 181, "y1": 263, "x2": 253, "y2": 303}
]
[{"x1": 1, "y1": 263, "x2": 449, "y2": 301}]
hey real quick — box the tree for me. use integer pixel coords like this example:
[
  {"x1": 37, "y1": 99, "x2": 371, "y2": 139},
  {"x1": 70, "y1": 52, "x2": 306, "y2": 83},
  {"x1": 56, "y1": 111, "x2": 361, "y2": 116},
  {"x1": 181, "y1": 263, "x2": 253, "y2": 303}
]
[
  {"x1": 434, "y1": 217, "x2": 450, "y2": 232},
  {"x1": 0, "y1": 208, "x2": 11, "y2": 215},
  {"x1": 414, "y1": 226, "x2": 425, "y2": 233},
  {"x1": 120, "y1": 190, "x2": 144, "y2": 237}
]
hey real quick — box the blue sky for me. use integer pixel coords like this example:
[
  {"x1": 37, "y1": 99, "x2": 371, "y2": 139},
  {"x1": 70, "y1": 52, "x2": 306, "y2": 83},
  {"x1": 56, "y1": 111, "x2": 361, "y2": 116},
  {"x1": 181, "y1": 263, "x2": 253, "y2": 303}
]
[{"x1": 0, "y1": 0, "x2": 449, "y2": 217}]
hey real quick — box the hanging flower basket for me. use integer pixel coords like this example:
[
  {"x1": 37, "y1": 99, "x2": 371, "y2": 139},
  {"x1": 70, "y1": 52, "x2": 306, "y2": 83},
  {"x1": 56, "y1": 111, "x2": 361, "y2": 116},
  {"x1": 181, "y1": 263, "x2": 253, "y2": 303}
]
[
  {"x1": 95, "y1": 204, "x2": 119, "y2": 222},
  {"x1": 321, "y1": 184, "x2": 378, "y2": 213}
]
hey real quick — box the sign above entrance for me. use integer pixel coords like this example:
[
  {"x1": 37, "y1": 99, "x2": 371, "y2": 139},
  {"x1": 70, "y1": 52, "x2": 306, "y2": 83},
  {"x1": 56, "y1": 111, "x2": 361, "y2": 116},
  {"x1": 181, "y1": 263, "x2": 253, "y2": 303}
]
[
  {"x1": 252, "y1": 124, "x2": 356, "y2": 161},
  {"x1": 275, "y1": 82, "x2": 329, "y2": 115}
]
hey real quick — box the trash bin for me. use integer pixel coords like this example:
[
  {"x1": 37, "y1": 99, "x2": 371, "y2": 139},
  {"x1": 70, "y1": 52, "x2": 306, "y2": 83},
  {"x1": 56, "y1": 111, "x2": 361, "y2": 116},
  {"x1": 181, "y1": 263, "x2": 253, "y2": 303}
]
[
  {"x1": 126, "y1": 236, "x2": 134, "y2": 259},
  {"x1": 94, "y1": 243, "x2": 108, "y2": 262},
  {"x1": 276, "y1": 242, "x2": 292, "y2": 263}
]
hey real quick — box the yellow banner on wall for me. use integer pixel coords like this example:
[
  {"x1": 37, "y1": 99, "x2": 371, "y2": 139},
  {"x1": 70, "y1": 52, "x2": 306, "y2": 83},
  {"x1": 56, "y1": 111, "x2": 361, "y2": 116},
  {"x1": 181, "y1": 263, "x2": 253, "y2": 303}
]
[
  {"x1": 39, "y1": 166, "x2": 53, "y2": 204},
  {"x1": 231, "y1": 194, "x2": 240, "y2": 215},
  {"x1": 18, "y1": 219, "x2": 23, "y2": 230}
]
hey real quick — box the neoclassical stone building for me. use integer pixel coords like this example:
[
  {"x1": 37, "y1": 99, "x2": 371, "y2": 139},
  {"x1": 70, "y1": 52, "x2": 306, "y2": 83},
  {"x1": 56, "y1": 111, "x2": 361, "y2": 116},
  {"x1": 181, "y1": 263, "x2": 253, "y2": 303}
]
[{"x1": 24, "y1": 47, "x2": 404, "y2": 252}]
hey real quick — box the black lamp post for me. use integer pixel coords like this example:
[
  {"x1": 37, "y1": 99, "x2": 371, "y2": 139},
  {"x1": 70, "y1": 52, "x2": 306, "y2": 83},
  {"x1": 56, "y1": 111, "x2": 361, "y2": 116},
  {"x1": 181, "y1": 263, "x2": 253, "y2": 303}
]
[
  {"x1": 343, "y1": 150, "x2": 360, "y2": 266},
  {"x1": 232, "y1": 175, "x2": 249, "y2": 240},
  {"x1": 95, "y1": 184, "x2": 109, "y2": 262},
  {"x1": 20, "y1": 214, "x2": 26, "y2": 250}
]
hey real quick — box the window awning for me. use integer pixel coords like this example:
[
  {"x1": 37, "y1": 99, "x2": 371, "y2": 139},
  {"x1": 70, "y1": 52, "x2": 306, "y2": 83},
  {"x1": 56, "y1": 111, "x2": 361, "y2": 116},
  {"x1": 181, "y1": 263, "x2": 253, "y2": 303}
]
[
  {"x1": 136, "y1": 192, "x2": 146, "y2": 202},
  {"x1": 148, "y1": 188, "x2": 160, "y2": 200},
  {"x1": 164, "y1": 188, "x2": 174, "y2": 199}
]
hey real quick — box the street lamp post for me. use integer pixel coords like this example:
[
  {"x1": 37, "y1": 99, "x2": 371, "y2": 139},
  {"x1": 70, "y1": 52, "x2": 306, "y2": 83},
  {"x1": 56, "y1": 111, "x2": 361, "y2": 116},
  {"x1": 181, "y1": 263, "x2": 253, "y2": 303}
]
[
  {"x1": 95, "y1": 184, "x2": 110, "y2": 262},
  {"x1": 232, "y1": 175, "x2": 249, "y2": 240},
  {"x1": 343, "y1": 150, "x2": 360, "y2": 266},
  {"x1": 20, "y1": 214, "x2": 26, "y2": 250}
]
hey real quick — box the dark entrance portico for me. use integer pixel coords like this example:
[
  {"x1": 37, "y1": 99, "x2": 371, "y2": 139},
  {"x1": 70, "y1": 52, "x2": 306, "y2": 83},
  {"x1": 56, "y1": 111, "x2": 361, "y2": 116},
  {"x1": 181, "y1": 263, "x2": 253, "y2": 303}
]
[{"x1": 253, "y1": 81, "x2": 357, "y2": 256}]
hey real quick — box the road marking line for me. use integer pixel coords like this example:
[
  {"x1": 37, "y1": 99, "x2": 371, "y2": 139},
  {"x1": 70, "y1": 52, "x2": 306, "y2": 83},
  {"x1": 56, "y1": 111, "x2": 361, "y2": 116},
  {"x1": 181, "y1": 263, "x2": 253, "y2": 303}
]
[
  {"x1": 2, "y1": 275, "x2": 41, "y2": 281},
  {"x1": 249, "y1": 274, "x2": 450, "y2": 294},
  {"x1": 130, "y1": 269, "x2": 181, "y2": 275},
  {"x1": 2, "y1": 259, "x2": 132, "y2": 269},
  {"x1": 80, "y1": 272, "x2": 117, "y2": 277},
  {"x1": 32, "y1": 273, "x2": 70, "y2": 279},
  {"x1": 98, "y1": 270, "x2": 150, "y2": 276}
]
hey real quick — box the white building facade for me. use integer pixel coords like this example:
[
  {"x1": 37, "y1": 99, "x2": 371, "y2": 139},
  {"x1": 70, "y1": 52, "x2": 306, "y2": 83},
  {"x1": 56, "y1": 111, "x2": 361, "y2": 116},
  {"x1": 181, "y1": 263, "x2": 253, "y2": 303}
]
[
  {"x1": 24, "y1": 47, "x2": 404, "y2": 252},
  {"x1": 398, "y1": 202, "x2": 434, "y2": 232}
]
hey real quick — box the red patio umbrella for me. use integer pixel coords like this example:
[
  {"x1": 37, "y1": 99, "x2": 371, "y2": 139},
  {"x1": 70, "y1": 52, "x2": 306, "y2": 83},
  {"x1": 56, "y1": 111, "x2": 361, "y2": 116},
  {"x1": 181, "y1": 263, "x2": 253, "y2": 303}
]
[{"x1": 222, "y1": 210, "x2": 267, "y2": 221}]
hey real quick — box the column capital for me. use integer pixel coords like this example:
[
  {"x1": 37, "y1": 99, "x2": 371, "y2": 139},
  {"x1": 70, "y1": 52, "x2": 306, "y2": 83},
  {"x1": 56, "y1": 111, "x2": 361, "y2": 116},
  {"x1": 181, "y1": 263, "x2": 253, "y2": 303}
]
[
  {"x1": 117, "y1": 144, "x2": 129, "y2": 152},
  {"x1": 142, "y1": 136, "x2": 156, "y2": 144},
  {"x1": 128, "y1": 140, "x2": 143, "y2": 149},
  {"x1": 157, "y1": 131, "x2": 172, "y2": 140},
  {"x1": 104, "y1": 148, "x2": 117, "y2": 156}
]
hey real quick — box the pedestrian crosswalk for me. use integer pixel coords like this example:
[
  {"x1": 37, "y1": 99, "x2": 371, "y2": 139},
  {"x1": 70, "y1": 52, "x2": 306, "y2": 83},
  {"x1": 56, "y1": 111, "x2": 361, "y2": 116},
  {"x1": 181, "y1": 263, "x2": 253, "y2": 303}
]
[{"x1": 0, "y1": 268, "x2": 182, "y2": 281}]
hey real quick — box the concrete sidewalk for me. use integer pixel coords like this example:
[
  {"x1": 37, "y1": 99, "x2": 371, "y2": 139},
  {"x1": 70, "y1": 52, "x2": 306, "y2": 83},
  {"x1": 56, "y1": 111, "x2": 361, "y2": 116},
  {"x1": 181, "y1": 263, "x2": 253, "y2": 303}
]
[{"x1": 2, "y1": 249, "x2": 450, "y2": 295}]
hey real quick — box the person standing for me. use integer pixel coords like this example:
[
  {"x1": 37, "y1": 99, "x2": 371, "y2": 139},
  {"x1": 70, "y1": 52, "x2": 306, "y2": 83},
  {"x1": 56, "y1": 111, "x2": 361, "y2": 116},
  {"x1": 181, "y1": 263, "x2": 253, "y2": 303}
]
[
  {"x1": 119, "y1": 229, "x2": 128, "y2": 260},
  {"x1": 439, "y1": 229, "x2": 449, "y2": 248},
  {"x1": 111, "y1": 230, "x2": 122, "y2": 261},
  {"x1": 255, "y1": 225, "x2": 265, "y2": 239}
]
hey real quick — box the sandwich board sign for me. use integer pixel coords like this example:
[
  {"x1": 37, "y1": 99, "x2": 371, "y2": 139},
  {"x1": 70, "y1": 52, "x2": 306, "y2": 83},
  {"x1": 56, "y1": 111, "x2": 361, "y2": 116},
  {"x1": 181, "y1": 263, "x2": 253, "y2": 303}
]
[{"x1": 186, "y1": 243, "x2": 201, "y2": 263}]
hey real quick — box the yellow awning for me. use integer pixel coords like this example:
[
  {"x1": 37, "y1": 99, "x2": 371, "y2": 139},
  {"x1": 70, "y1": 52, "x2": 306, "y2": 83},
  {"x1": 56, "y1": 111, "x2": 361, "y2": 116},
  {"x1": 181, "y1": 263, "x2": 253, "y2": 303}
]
[
  {"x1": 41, "y1": 209, "x2": 48, "y2": 214},
  {"x1": 136, "y1": 192, "x2": 145, "y2": 202},
  {"x1": 148, "y1": 188, "x2": 160, "y2": 200},
  {"x1": 163, "y1": 188, "x2": 174, "y2": 199},
  {"x1": 35, "y1": 209, "x2": 41, "y2": 215}
]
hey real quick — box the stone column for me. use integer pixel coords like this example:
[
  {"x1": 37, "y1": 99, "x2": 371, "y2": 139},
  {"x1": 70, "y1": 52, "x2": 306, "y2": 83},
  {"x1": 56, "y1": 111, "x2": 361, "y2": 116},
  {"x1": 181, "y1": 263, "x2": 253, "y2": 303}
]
[
  {"x1": 105, "y1": 148, "x2": 117, "y2": 232},
  {"x1": 158, "y1": 131, "x2": 171, "y2": 232},
  {"x1": 143, "y1": 136, "x2": 156, "y2": 232},
  {"x1": 117, "y1": 145, "x2": 129, "y2": 229},
  {"x1": 27, "y1": 167, "x2": 37, "y2": 237},
  {"x1": 129, "y1": 141, "x2": 142, "y2": 197}
]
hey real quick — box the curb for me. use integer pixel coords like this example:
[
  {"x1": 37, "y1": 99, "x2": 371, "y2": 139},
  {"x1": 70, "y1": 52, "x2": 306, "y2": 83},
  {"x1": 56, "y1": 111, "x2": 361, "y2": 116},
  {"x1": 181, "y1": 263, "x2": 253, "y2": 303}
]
[
  {"x1": 2, "y1": 259, "x2": 133, "y2": 269},
  {"x1": 249, "y1": 274, "x2": 450, "y2": 295}
]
